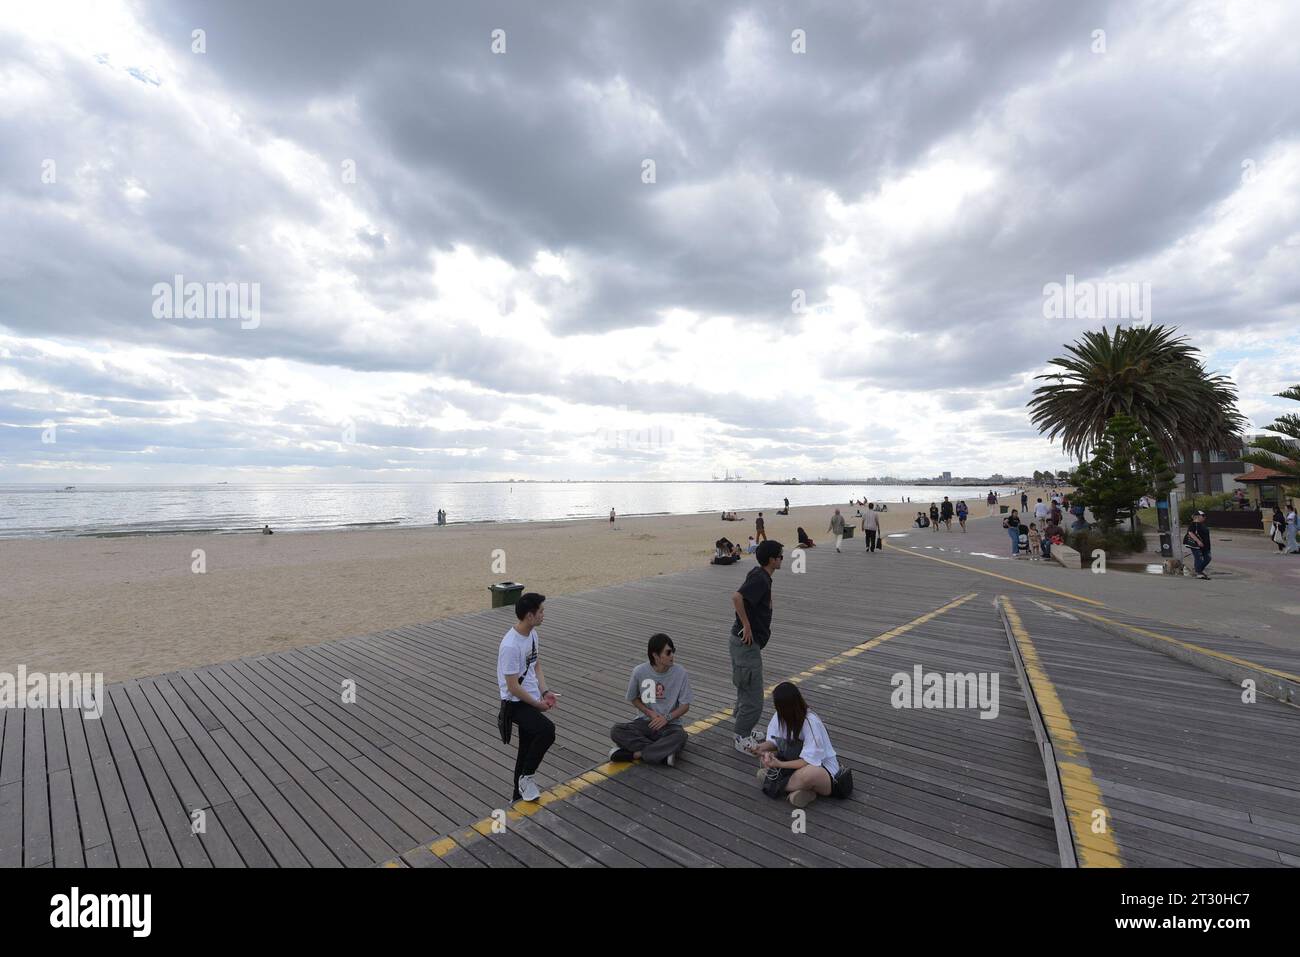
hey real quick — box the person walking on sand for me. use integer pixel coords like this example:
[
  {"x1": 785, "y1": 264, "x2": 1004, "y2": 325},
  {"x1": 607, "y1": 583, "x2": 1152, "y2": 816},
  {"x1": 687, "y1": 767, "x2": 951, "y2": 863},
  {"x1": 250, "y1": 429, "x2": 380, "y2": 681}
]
[
  {"x1": 608, "y1": 633, "x2": 692, "y2": 767},
  {"x1": 609, "y1": 508, "x2": 616, "y2": 528},
  {"x1": 755, "y1": 512, "x2": 767, "y2": 542},
  {"x1": 861, "y1": 502, "x2": 880, "y2": 552},
  {"x1": 928, "y1": 503, "x2": 940, "y2": 532},
  {"x1": 940, "y1": 497, "x2": 954, "y2": 531},
  {"x1": 497, "y1": 593, "x2": 557, "y2": 803},
  {"x1": 729, "y1": 540, "x2": 783, "y2": 754},
  {"x1": 955, "y1": 499, "x2": 968, "y2": 532},
  {"x1": 784, "y1": 496, "x2": 790, "y2": 511},
  {"x1": 828, "y1": 509, "x2": 846, "y2": 552}
]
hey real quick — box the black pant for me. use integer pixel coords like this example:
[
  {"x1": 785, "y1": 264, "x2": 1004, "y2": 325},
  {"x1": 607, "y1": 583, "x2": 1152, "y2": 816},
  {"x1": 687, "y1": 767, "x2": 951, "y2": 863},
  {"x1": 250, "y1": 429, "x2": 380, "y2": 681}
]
[
  {"x1": 864, "y1": 529, "x2": 878, "y2": 551},
  {"x1": 508, "y1": 701, "x2": 555, "y2": 796}
]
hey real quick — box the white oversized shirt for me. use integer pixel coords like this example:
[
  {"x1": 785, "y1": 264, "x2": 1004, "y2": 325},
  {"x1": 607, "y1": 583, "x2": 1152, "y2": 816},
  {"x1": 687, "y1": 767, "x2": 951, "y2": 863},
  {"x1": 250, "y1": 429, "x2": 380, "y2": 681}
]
[{"x1": 765, "y1": 711, "x2": 840, "y2": 775}]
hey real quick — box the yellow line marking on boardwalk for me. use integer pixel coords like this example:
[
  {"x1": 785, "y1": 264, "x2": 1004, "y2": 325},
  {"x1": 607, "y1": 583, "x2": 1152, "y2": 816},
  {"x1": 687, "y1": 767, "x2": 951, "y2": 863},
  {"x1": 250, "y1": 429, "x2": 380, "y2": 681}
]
[
  {"x1": 1047, "y1": 603, "x2": 1300, "y2": 684},
  {"x1": 385, "y1": 591, "x2": 978, "y2": 866},
  {"x1": 885, "y1": 541, "x2": 1105, "y2": 606},
  {"x1": 1001, "y1": 596, "x2": 1122, "y2": 868}
]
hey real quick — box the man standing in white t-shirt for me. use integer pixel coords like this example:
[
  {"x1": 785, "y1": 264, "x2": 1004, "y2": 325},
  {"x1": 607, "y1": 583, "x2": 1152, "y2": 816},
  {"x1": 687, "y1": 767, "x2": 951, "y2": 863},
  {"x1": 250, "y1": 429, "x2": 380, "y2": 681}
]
[
  {"x1": 497, "y1": 592, "x2": 558, "y2": 802},
  {"x1": 1034, "y1": 498, "x2": 1049, "y2": 522}
]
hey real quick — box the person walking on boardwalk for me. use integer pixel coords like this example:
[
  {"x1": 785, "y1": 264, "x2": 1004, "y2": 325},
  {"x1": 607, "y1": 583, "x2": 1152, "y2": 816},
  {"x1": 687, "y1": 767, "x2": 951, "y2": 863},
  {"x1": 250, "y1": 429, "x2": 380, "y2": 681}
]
[
  {"x1": 827, "y1": 509, "x2": 846, "y2": 552},
  {"x1": 755, "y1": 512, "x2": 767, "y2": 542},
  {"x1": 730, "y1": 539, "x2": 783, "y2": 754},
  {"x1": 955, "y1": 499, "x2": 968, "y2": 532},
  {"x1": 608, "y1": 633, "x2": 693, "y2": 767},
  {"x1": 1185, "y1": 510, "x2": 1213, "y2": 578},
  {"x1": 940, "y1": 496, "x2": 954, "y2": 531},
  {"x1": 496, "y1": 593, "x2": 557, "y2": 802},
  {"x1": 860, "y1": 503, "x2": 880, "y2": 552},
  {"x1": 1020, "y1": 490, "x2": 1029, "y2": 514}
]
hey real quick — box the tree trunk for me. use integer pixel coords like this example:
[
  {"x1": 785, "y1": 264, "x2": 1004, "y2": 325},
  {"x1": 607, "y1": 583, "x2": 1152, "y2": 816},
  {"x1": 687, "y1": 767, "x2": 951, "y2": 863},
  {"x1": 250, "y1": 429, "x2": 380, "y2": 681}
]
[
  {"x1": 1183, "y1": 443, "x2": 1196, "y2": 499},
  {"x1": 1200, "y1": 447, "x2": 1214, "y2": 500}
]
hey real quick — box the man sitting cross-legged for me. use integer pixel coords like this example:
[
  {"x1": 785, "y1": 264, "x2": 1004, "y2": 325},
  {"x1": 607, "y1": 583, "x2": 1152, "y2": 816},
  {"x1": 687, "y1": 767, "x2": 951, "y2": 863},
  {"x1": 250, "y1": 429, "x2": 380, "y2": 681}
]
[{"x1": 608, "y1": 633, "x2": 693, "y2": 767}]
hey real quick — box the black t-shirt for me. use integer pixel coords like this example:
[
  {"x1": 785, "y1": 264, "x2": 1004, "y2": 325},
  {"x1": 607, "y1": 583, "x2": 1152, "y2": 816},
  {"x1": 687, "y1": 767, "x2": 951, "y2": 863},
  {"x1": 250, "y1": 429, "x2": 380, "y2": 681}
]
[
  {"x1": 732, "y1": 564, "x2": 773, "y2": 648},
  {"x1": 929, "y1": 506, "x2": 939, "y2": 519},
  {"x1": 1189, "y1": 522, "x2": 1211, "y2": 551},
  {"x1": 940, "y1": 501, "x2": 953, "y2": 518}
]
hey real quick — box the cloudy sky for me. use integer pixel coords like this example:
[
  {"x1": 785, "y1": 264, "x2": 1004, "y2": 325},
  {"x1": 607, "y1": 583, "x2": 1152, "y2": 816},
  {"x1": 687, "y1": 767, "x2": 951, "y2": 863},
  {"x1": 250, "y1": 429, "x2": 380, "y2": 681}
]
[{"x1": 2, "y1": 0, "x2": 1298, "y2": 483}]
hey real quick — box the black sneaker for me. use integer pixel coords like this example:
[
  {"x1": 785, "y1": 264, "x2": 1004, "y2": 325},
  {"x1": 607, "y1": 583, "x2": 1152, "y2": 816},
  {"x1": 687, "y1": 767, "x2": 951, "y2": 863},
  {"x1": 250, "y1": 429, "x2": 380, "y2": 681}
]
[{"x1": 608, "y1": 747, "x2": 636, "y2": 763}]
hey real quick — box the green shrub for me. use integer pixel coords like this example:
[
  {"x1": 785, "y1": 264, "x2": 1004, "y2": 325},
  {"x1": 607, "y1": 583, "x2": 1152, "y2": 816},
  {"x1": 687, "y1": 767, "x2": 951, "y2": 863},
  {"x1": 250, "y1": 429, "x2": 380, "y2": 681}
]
[
  {"x1": 1178, "y1": 493, "x2": 1233, "y2": 525},
  {"x1": 1066, "y1": 527, "x2": 1148, "y2": 558}
]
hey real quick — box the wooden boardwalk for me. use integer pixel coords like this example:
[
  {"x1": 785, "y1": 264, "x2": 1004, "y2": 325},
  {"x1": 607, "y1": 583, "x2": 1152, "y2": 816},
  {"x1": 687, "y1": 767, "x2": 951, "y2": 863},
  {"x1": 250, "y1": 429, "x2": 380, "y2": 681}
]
[{"x1": 2, "y1": 538, "x2": 1297, "y2": 868}]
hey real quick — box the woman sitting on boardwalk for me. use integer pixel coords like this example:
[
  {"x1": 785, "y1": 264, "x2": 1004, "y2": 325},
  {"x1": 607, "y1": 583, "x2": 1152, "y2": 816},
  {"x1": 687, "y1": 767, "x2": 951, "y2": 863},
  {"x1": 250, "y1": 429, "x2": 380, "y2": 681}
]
[
  {"x1": 796, "y1": 527, "x2": 816, "y2": 548},
  {"x1": 753, "y1": 682, "x2": 847, "y2": 808}
]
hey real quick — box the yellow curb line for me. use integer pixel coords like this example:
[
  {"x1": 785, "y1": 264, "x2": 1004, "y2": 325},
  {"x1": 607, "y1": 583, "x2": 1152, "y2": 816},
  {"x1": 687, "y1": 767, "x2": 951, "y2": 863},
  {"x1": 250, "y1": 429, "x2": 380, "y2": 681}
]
[
  {"x1": 1046, "y1": 602, "x2": 1300, "y2": 684},
  {"x1": 885, "y1": 540, "x2": 1105, "y2": 606},
  {"x1": 383, "y1": 591, "x2": 978, "y2": 866},
  {"x1": 1001, "y1": 596, "x2": 1122, "y2": 868}
]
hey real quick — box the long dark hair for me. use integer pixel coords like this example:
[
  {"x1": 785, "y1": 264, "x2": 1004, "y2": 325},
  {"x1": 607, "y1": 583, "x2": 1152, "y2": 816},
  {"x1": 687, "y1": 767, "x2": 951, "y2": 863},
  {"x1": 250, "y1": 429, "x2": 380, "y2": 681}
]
[{"x1": 772, "y1": 682, "x2": 808, "y2": 741}]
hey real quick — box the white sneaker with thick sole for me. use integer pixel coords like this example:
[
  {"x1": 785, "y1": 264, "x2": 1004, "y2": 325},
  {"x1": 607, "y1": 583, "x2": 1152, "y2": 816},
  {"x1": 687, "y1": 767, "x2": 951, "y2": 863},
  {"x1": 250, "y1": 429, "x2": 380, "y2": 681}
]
[{"x1": 516, "y1": 774, "x2": 541, "y2": 802}]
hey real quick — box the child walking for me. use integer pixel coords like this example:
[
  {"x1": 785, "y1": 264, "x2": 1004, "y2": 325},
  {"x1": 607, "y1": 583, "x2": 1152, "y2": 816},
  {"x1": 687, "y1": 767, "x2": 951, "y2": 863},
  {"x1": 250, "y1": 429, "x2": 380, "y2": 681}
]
[{"x1": 1027, "y1": 522, "x2": 1042, "y2": 561}]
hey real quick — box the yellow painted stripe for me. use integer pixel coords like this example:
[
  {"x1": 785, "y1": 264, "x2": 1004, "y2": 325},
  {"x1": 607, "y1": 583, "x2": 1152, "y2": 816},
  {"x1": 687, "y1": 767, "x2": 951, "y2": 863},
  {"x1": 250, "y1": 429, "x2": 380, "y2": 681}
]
[
  {"x1": 1049, "y1": 603, "x2": 1300, "y2": 684},
  {"x1": 886, "y1": 541, "x2": 1105, "y2": 606},
  {"x1": 1001, "y1": 596, "x2": 1122, "y2": 868},
  {"x1": 393, "y1": 591, "x2": 979, "y2": 864}
]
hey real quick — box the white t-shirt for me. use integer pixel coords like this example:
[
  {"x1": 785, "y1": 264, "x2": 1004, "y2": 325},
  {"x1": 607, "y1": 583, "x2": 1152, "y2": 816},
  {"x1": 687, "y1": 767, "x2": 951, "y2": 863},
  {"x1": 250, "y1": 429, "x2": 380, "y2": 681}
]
[
  {"x1": 1034, "y1": 502, "x2": 1049, "y2": 520},
  {"x1": 765, "y1": 711, "x2": 839, "y2": 776},
  {"x1": 497, "y1": 626, "x2": 540, "y2": 702}
]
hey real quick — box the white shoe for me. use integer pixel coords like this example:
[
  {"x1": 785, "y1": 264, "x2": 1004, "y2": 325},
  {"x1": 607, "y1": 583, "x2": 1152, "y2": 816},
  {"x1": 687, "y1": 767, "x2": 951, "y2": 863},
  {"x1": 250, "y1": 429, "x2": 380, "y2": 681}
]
[
  {"x1": 665, "y1": 753, "x2": 676, "y2": 768},
  {"x1": 734, "y1": 733, "x2": 761, "y2": 754},
  {"x1": 516, "y1": 774, "x2": 541, "y2": 802}
]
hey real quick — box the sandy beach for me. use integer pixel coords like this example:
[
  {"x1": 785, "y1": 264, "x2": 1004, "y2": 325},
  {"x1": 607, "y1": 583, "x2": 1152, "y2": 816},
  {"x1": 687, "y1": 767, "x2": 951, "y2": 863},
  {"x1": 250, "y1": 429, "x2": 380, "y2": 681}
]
[{"x1": 0, "y1": 491, "x2": 1039, "y2": 683}]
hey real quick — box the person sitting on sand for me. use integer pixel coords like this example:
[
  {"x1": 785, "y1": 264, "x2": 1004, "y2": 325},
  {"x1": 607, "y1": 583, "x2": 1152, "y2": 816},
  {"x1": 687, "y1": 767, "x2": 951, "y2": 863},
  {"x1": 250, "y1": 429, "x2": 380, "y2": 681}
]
[
  {"x1": 796, "y1": 527, "x2": 816, "y2": 548},
  {"x1": 914, "y1": 512, "x2": 929, "y2": 528},
  {"x1": 713, "y1": 538, "x2": 741, "y2": 565},
  {"x1": 262, "y1": 524, "x2": 273, "y2": 535}
]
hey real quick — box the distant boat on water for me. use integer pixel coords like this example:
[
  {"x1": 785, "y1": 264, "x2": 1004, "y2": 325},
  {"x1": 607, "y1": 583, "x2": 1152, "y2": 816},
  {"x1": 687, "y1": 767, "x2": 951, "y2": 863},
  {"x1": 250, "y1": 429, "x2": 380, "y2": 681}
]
[{"x1": 59, "y1": 486, "x2": 76, "y2": 492}]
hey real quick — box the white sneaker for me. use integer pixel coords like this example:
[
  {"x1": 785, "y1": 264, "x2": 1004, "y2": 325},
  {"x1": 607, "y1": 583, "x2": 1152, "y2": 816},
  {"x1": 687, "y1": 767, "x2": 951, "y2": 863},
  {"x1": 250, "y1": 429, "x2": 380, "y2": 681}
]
[
  {"x1": 665, "y1": 753, "x2": 676, "y2": 768},
  {"x1": 516, "y1": 774, "x2": 541, "y2": 802},
  {"x1": 734, "y1": 733, "x2": 760, "y2": 754}
]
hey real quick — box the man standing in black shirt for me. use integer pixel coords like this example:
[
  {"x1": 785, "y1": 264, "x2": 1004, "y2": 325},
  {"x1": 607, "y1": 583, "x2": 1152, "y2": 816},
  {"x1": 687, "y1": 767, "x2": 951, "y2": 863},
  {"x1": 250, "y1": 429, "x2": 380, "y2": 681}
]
[
  {"x1": 1186, "y1": 510, "x2": 1213, "y2": 579},
  {"x1": 729, "y1": 539, "x2": 783, "y2": 753}
]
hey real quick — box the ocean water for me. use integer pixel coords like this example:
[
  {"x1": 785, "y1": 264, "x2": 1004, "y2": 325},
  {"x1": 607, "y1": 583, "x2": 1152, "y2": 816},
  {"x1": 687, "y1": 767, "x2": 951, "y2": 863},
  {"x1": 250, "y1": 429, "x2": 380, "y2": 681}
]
[{"x1": 0, "y1": 483, "x2": 1016, "y2": 539}]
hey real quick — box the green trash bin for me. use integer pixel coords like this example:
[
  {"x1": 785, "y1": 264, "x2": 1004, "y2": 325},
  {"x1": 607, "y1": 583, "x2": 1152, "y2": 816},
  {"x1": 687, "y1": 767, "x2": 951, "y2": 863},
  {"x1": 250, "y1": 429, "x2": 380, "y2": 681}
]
[
  {"x1": 489, "y1": 581, "x2": 525, "y2": 608},
  {"x1": 999, "y1": 505, "x2": 1009, "y2": 514}
]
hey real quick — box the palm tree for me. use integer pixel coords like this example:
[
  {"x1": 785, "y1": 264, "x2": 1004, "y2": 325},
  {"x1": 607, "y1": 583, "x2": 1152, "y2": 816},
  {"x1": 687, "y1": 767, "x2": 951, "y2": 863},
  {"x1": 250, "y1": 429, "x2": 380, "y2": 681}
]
[
  {"x1": 1242, "y1": 384, "x2": 1300, "y2": 495},
  {"x1": 1028, "y1": 326, "x2": 1241, "y2": 471}
]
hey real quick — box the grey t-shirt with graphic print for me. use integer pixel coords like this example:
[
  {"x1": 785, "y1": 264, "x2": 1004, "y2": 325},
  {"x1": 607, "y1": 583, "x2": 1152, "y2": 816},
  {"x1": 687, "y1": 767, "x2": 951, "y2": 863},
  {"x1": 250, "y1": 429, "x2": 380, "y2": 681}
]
[{"x1": 625, "y1": 662, "x2": 693, "y2": 724}]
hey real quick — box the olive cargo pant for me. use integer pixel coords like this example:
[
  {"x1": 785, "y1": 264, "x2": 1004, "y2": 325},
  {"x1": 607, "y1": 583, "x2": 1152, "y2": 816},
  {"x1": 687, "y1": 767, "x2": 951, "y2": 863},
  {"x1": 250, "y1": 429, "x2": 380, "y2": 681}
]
[{"x1": 729, "y1": 632, "x2": 764, "y2": 738}]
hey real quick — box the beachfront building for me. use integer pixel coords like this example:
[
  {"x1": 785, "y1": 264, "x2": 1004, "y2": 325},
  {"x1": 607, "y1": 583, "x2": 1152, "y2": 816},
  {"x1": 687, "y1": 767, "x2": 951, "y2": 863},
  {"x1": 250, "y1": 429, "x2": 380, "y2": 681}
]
[
  {"x1": 1234, "y1": 466, "x2": 1289, "y2": 509},
  {"x1": 1171, "y1": 438, "x2": 1247, "y2": 495}
]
